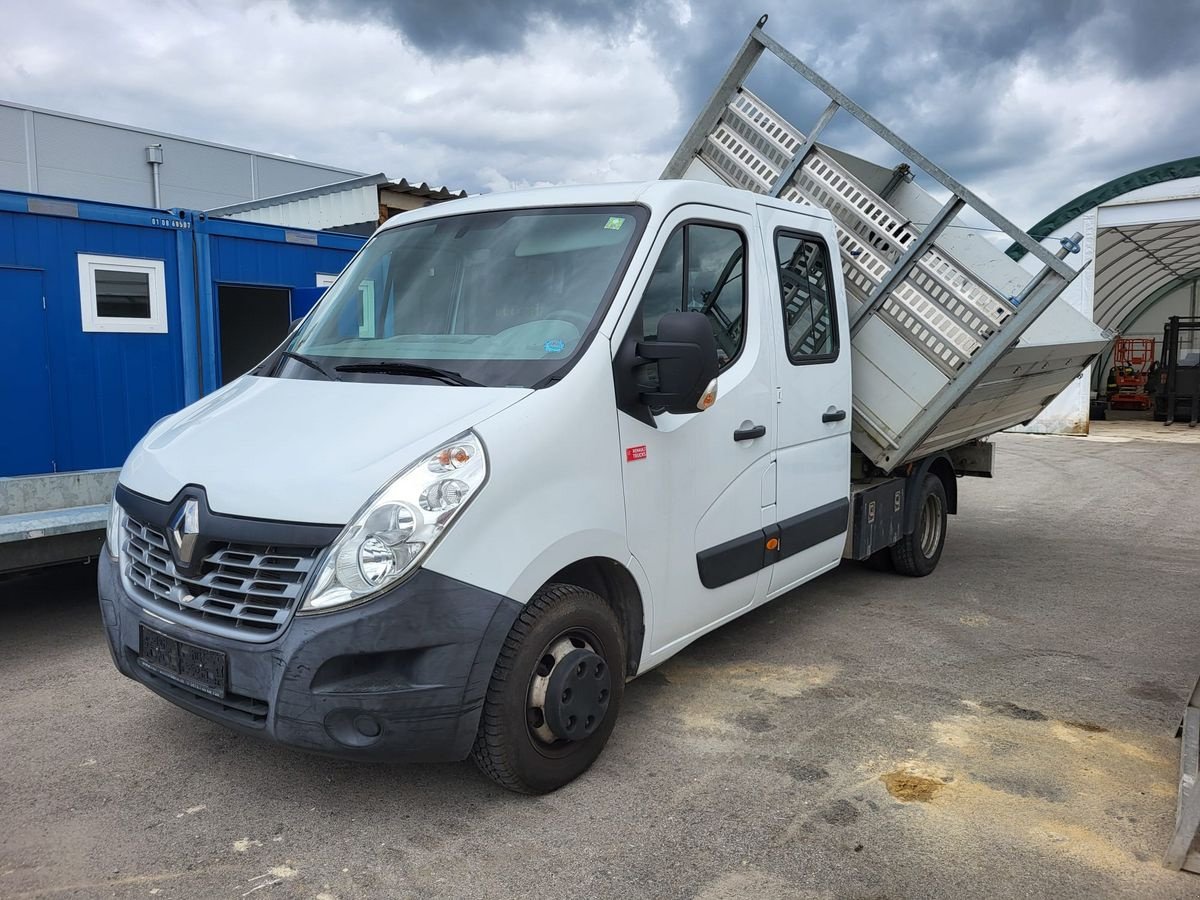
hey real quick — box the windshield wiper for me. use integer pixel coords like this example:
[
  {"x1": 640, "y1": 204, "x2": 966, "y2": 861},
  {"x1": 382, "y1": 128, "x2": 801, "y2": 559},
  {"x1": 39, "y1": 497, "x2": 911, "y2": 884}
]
[
  {"x1": 334, "y1": 360, "x2": 483, "y2": 387},
  {"x1": 278, "y1": 350, "x2": 339, "y2": 381}
]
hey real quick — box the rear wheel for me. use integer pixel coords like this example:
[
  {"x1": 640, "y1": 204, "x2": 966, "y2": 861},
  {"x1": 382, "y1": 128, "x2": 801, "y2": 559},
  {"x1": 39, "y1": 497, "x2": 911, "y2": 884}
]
[
  {"x1": 471, "y1": 583, "x2": 625, "y2": 794},
  {"x1": 890, "y1": 474, "x2": 947, "y2": 577}
]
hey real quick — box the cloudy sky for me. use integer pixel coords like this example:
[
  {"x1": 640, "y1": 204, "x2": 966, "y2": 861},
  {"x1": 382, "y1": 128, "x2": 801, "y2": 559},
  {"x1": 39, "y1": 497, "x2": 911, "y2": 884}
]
[{"x1": 3, "y1": 0, "x2": 1200, "y2": 226}]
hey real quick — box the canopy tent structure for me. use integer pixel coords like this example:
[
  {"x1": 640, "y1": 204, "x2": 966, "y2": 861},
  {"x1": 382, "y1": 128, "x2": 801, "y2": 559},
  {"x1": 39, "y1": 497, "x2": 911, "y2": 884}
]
[{"x1": 1007, "y1": 158, "x2": 1200, "y2": 432}]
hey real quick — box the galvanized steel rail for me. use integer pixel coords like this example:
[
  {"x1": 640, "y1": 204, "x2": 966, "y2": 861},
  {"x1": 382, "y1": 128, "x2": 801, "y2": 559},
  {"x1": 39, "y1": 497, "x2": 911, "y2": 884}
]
[{"x1": 663, "y1": 14, "x2": 1091, "y2": 470}]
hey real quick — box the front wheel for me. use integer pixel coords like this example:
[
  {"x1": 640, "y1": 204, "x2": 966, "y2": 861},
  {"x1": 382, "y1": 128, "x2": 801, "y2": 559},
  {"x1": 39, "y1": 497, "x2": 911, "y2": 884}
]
[
  {"x1": 890, "y1": 474, "x2": 947, "y2": 577},
  {"x1": 471, "y1": 584, "x2": 625, "y2": 793}
]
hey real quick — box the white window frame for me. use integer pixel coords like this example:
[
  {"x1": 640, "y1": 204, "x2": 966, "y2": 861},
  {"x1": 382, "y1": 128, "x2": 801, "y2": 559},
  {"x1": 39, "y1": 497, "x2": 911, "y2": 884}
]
[{"x1": 78, "y1": 254, "x2": 168, "y2": 333}]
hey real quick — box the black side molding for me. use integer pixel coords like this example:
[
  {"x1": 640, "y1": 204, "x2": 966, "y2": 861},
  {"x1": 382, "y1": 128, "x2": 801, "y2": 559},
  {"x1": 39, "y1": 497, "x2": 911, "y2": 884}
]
[
  {"x1": 776, "y1": 498, "x2": 849, "y2": 561},
  {"x1": 696, "y1": 531, "x2": 763, "y2": 589},
  {"x1": 696, "y1": 497, "x2": 850, "y2": 589}
]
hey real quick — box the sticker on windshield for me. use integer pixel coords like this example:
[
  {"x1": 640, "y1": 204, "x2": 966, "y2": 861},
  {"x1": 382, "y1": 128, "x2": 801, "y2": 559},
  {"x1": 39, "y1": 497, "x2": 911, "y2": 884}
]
[
  {"x1": 604, "y1": 217, "x2": 625, "y2": 231},
  {"x1": 544, "y1": 339, "x2": 565, "y2": 353}
]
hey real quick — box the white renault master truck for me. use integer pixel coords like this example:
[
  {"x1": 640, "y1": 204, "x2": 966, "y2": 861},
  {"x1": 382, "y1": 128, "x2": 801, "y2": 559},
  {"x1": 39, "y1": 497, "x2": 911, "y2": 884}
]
[{"x1": 98, "y1": 175, "x2": 1105, "y2": 793}]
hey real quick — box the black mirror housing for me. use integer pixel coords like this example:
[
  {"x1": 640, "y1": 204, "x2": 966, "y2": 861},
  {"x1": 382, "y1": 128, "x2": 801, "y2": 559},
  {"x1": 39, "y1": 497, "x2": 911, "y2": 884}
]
[{"x1": 636, "y1": 311, "x2": 719, "y2": 414}]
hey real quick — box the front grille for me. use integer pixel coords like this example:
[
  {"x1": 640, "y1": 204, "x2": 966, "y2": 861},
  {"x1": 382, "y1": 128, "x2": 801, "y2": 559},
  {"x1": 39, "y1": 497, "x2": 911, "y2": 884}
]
[{"x1": 122, "y1": 515, "x2": 321, "y2": 641}]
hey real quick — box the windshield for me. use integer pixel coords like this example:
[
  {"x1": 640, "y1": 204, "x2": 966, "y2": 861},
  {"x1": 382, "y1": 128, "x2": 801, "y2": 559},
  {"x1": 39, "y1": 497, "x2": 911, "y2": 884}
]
[{"x1": 286, "y1": 204, "x2": 648, "y2": 387}]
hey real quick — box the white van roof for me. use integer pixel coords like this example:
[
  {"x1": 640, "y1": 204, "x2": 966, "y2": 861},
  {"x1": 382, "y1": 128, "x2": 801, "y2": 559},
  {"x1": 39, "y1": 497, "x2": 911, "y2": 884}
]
[{"x1": 374, "y1": 179, "x2": 835, "y2": 232}]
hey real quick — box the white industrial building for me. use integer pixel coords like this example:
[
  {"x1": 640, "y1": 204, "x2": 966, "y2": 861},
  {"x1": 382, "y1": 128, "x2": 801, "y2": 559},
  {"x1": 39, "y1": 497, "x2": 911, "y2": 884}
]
[
  {"x1": 0, "y1": 99, "x2": 367, "y2": 210},
  {"x1": 1012, "y1": 158, "x2": 1200, "y2": 432}
]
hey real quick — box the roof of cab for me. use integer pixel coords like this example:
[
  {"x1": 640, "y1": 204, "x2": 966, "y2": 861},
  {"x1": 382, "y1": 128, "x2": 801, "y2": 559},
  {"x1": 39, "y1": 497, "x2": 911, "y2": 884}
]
[{"x1": 375, "y1": 179, "x2": 834, "y2": 232}]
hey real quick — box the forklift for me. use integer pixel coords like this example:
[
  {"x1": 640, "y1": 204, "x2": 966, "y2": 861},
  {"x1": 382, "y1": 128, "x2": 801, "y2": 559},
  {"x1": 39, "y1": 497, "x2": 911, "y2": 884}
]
[{"x1": 1155, "y1": 316, "x2": 1200, "y2": 426}]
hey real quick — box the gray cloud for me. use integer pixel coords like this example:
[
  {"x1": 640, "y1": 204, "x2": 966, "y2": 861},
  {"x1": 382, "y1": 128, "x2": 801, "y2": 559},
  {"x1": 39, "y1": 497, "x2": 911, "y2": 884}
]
[
  {"x1": 3, "y1": 0, "x2": 1199, "y2": 229},
  {"x1": 293, "y1": 0, "x2": 647, "y2": 54}
]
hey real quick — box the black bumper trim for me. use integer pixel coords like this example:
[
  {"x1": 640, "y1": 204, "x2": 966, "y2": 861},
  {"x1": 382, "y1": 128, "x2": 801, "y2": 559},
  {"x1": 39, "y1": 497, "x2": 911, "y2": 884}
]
[{"x1": 98, "y1": 553, "x2": 521, "y2": 762}]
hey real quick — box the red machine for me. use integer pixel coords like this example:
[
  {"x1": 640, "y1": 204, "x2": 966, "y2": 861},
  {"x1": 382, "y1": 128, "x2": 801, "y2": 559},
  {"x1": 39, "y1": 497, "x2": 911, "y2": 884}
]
[{"x1": 1107, "y1": 337, "x2": 1156, "y2": 410}]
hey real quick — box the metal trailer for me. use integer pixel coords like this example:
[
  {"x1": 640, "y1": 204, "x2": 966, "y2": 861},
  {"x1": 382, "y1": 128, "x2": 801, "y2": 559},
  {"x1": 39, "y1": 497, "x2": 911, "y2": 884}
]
[
  {"x1": 0, "y1": 192, "x2": 364, "y2": 572},
  {"x1": 664, "y1": 16, "x2": 1111, "y2": 473}
]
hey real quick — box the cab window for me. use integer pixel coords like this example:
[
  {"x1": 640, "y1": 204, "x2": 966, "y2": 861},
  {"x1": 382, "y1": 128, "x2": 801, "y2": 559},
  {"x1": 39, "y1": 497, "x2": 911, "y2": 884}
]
[
  {"x1": 638, "y1": 222, "x2": 746, "y2": 370},
  {"x1": 775, "y1": 231, "x2": 838, "y2": 363}
]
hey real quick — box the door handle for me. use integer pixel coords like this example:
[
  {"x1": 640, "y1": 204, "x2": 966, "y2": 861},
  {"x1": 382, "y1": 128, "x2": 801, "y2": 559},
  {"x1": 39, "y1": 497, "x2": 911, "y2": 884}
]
[
  {"x1": 822, "y1": 408, "x2": 847, "y2": 423},
  {"x1": 733, "y1": 424, "x2": 767, "y2": 442}
]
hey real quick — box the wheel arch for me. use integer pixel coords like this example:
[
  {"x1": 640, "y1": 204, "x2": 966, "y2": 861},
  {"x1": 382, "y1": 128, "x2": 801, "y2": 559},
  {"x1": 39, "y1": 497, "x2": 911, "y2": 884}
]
[
  {"x1": 903, "y1": 452, "x2": 957, "y2": 535},
  {"x1": 540, "y1": 557, "x2": 645, "y2": 677}
]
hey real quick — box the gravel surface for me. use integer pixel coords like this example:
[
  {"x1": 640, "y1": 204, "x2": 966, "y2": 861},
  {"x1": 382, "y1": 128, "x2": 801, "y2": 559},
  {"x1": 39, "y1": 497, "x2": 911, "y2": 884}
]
[{"x1": 2, "y1": 426, "x2": 1198, "y2": 899}]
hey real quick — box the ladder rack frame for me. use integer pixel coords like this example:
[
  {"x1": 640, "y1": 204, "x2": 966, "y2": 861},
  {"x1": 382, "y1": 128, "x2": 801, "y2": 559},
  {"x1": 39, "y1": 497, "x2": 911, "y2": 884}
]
[{"x1": 663, "y1": 15, "x2": 1091, "y2": 470}]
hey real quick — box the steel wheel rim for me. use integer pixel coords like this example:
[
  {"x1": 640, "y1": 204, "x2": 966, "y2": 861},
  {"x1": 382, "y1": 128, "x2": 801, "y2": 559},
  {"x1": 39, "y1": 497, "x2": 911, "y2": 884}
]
[
  {"x1": 525, "y1": 628, "x2": 609, "y2": 757},
  {"x1": 919, "y1": 492, "x2": 943, "y2": 559}
]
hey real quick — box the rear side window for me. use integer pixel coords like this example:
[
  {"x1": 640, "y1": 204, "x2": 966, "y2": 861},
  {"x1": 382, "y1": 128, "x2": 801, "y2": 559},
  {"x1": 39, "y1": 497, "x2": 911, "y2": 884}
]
[
  {"x1": 639, "y1": 222, "x2": 746, "y2": 370},
  {"x1": 775, "y1": 232, "x2": 838, "y2": 363}
]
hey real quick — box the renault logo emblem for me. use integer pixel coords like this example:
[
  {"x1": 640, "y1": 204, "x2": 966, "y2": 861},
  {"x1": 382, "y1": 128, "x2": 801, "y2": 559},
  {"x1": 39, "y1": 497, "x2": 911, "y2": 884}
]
[{"x1": 169, "y1": 498, "x2": 200, "y2": 566}]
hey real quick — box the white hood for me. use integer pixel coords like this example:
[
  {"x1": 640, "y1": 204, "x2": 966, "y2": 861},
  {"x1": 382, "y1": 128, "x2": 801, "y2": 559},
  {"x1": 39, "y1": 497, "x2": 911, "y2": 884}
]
[{"x1": 120, "y1": 375, "x2": 531, "y2": 523}]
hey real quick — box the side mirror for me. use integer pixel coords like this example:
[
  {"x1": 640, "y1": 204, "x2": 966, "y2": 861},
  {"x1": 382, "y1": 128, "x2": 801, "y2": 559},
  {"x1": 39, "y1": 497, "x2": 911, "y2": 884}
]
[
  {"x1": 289, "y1": 317, "x2": 304, "y2": 334},
  {"x1": 636, "y1": 311, "x2": 719, "y2": 414}
]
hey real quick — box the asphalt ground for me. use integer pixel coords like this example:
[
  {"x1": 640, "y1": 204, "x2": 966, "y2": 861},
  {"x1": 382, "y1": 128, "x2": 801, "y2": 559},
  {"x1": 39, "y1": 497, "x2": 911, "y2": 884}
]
[{"x1": 3, "y1": 422, "x2": 1199, "y2": 899}]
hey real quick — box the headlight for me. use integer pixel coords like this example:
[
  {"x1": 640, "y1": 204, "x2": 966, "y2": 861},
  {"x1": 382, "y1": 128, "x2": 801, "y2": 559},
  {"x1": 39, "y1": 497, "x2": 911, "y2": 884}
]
[
  {"x1": 105, "y1": 492, "x2": 124, "y2": 559},
  {"x1": 300, "y1": 431, "x2": 488, "y2": 613}
]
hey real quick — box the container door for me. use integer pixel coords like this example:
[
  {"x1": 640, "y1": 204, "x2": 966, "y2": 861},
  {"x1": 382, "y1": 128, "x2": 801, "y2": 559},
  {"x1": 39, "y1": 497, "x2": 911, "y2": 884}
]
[
  {"x1": 754, "y1": 206, "x2": 852, "y2": 596},
  {"x1": 0, "y1": 270, "x2": 54, "y2": 480},
  {"x1": 216, "y1": 285, "x2": 293, "y2": 385},
  {"x1": 0, "y1": 268, "x2": 54, "y2": 476}
]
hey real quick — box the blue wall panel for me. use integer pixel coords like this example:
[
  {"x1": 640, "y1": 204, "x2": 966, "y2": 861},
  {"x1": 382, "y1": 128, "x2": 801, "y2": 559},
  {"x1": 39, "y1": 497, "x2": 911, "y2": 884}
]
[
  {"x1": 0, "y1": 192, "x2": 364, "y2": 476},
  {"x1": 0, "y1": 267, "x2": 53, "y2": 475}
]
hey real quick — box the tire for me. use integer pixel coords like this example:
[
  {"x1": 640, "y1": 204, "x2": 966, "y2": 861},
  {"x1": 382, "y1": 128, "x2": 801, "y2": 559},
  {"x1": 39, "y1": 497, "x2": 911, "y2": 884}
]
[
  {"x1": 471, "y1": 583, "x2": 626, "y2": 794},
  {"x1": 890, "y1": 474, "x2": 947, "y2": 577}
]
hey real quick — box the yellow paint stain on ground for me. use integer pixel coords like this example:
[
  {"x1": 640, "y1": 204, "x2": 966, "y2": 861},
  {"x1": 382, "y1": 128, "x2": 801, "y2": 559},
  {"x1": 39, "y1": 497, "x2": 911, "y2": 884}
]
[
  {"x1": 663, "y1": 660, "x2": 840, "y2": 737},
  {"x1": 931, "y1": 714, "x2": 978, "y2": 748},
  {"x1": 1028, "y1": 820, "x2": 1143, "y2": 871},
  {"x1": 665, "y1": 660, "x2": 838, "y2": 698},
  {"x1": 881, "y1": 767, "x2": 950, "y2": 802},
  {"x1": 693, "y1": 869, "x2": 817, "y2": 900},
  {"x1": 873, "y1": 705, "x2": 1177, "y2": 882},
  {"x1": 958, "y1": 614, "x2": 994, "y2": 627},
  {"x1": 1049, "y1": 721, "x2": 1161, "y2": 763}
]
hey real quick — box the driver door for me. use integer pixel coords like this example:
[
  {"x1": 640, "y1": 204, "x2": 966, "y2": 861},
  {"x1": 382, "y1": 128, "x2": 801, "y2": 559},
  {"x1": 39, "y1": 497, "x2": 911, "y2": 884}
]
[{"x1": 612, "y1": 206, "x2": 776, "y2": 657}]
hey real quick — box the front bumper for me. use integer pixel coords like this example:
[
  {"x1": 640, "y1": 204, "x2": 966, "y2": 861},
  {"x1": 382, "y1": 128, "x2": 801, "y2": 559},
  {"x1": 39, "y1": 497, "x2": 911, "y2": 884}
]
[{"x1": 97, "y1": 553, "x2": 521, "y2": 762}]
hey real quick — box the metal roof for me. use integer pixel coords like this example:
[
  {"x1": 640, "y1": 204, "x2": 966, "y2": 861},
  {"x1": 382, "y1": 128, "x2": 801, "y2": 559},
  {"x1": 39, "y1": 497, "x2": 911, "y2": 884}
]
[
  {"x1": 205, "y1": 173, "x2": 467, "y2": 230},
  {"x1": 1094, "y1": 216, "x2": 1200, "y2": 333}
]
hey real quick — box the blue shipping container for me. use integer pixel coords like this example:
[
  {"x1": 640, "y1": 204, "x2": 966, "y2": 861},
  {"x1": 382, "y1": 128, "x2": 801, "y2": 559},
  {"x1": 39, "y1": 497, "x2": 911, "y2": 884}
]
[{"x1": 0, "y1": 191, "x2": 365, "y2": 477}]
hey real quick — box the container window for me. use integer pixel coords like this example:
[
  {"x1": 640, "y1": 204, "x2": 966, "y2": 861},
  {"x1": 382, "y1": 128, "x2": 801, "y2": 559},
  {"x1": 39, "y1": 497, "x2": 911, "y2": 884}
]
[{"x1": 78, "y1": 254, "x2": 167, "y2": 333}]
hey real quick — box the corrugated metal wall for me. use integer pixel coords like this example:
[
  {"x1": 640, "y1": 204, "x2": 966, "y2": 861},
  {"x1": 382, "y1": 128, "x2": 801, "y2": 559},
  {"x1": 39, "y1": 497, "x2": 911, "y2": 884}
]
[
  {"x1": 0, "y1": 101, "x2": 363, "y2": 210},
  {"x1": 0, "y1": 191, "x2": 363, "y2": 477}
]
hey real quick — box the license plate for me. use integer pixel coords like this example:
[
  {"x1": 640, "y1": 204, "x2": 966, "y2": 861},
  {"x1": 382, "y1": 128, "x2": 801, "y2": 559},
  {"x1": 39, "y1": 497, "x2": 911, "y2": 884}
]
[{"x1": 139, "y1": 626, "x2": 227, "y2": 698}]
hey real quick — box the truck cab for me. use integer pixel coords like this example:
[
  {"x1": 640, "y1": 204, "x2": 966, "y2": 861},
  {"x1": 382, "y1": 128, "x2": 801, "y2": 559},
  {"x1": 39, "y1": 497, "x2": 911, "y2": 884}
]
[{"x1": 97, "y1": 181, "x2": 899, "y2": 792}]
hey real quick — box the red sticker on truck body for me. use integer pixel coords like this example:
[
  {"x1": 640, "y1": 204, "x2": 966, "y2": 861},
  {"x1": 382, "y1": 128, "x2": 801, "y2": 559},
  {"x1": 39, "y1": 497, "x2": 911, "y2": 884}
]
[{"x1": 625, "y1": 445, "x2": 647, "y2": 462}]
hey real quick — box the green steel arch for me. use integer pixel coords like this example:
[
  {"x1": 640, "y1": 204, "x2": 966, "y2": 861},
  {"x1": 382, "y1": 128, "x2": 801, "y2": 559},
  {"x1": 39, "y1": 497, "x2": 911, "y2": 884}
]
[{"x1": 1007, "y1": 156, "x2": 1200, "y2": 261}]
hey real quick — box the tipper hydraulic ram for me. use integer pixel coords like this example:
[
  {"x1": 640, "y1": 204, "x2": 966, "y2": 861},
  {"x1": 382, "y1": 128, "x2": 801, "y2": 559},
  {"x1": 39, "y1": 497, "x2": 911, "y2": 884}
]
[{"x1": 664, "y1": 15, "x2": 1111, "y2": 471}]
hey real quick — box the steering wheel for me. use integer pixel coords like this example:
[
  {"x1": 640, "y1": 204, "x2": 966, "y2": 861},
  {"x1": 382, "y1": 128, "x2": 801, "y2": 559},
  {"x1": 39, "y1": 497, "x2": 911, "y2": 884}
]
[{"x1": 544, "y1": 309, "x2": 591, "y2": 334}]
